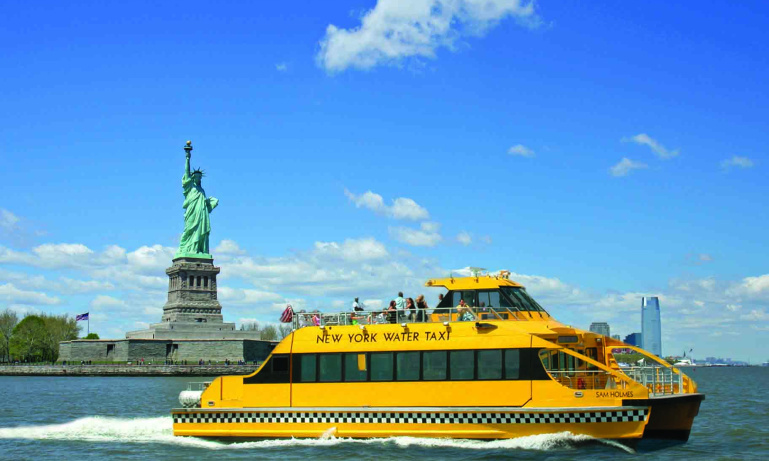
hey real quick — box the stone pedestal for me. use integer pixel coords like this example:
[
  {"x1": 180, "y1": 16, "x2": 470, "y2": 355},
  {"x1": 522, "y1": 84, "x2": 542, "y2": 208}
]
[
  {"x1": 162, "y1": 257, "x2": 223, "y2": 324},
  {"x1": 125, "y1": 257, "x2": 261, "y2": 341}
]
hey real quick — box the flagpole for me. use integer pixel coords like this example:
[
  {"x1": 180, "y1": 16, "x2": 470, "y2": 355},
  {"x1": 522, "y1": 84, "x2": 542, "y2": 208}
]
[{"x1": 88, "y1": 316, "x2": 90, "y2": 336}]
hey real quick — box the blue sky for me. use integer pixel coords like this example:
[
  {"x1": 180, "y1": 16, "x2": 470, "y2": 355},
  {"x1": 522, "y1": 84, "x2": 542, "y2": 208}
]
[{"x1": 1, "y1": 1, "x2": 767, "y2": 362}]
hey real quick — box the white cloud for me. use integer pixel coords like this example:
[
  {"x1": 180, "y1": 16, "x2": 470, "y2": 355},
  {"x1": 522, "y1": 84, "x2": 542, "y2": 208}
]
[
  {"x1": 727, "y1": 274, "x2": 769, "y2": 299},
  {"x1": 390, "y1": 222, "x2": 442, "y2": 247},
  {"x1": 314, "y1": 238, "x2": 389, "y2": 262},
  {"x1": 670, "y1": 277, "x2": 717, "y2": 293},
  {"x1": 362, "y1": 298, "x2": 383, "y2": 310},
  {"x1": 456, "y1": 231, "x2": 472, "y2": 245},
  {"x1": 218, "y1": 287, "x2": 284, "y2": 305},
  {"x1": 0, "y1": 209, "x2": 20, "y2": 231},
  {"x1": 220, "y1": 237, "x2": 430, "y2": 298},
  {"x1": 0, "y1": 283, "x2": 60, "y2": 305},
  {"x1": 58, "y1": 277, "x2": 115, "y2": 294},
  {"x1": 507, "y1": 144, "x2": 535, "y2": 157},
  {"x1": 609, "y1": 157, "x2": 648, "y2": 177},
  {"x1": 721, "y1": 156, "x2": 754, "y2": 170},
  {"x1": 275, "y1": 62, "x2": 288, "y2": 72},
  {"x1": 215, "y1": 239, "x2": 247, "y2": 255},
  {"x1": 726, "y1": 303, "x2": 741, "y2": 312},
  {"x1": 33, "y1": 243, "x2": 94, "y2": 267},
  {"x1": 126, "y1": 245, "x2": 176, "y2": 274},
  {"x1": 90, "y1": 295, "x2": 126, "y2": 309},
  {"x1": 740, "y1": 309, "x2": 767, "y2": 321},
  {"x1": 345, "y1": 189, "x2": 429, "y2": 220},
  {"x1": 623, "y1": 133, "x2": 679, "y2": 159},
  {"x1": 317, "y1": 0, "x2": 539, "y2": 73}
]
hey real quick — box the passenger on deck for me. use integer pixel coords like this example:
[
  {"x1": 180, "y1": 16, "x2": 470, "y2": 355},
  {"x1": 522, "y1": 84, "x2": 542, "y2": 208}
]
[
  {"x1": 457, "y1": 299, "x2": 475, "y2": 321},
  {"x1": 416, "y1": 294, "x2": 428, "y2": 322},
  {"x1": 405, "y1": 297, "x2": 416, "y2": 322},
  {"x1": 352, "y1": 297, "x2": 364, "y2": 312},
  {"x1": 387, "y1": 300, "x2": 398, "y2": 324}
]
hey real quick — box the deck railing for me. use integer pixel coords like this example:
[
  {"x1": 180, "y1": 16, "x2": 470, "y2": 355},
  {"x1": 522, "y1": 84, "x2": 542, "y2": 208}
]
[
  {"x1": 545, "y1": 370, "x2": 627, "y2": 390},
  {"x1": 547, "y1": 366, "x2": 688, "y2": 395},
  {"x1": 619, "y1": 365, "x2": 686, "y2": 395},
  {"x1": 291, "y1": 307, "x2": 522, "y2": 330}
]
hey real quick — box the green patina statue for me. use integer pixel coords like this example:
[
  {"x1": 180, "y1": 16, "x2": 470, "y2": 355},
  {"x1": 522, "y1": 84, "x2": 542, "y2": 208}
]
[{"x1": 175, "y1": 141, "x2": 219, "y2": 258}]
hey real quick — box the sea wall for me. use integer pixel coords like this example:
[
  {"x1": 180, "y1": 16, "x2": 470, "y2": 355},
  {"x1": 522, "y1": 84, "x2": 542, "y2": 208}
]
[
  {"x1": 0, "y1": 364, "x2": 260, "y2": 376},
  {"x1": 58, "y1": 338, "x2": 277, "y2": 363}
]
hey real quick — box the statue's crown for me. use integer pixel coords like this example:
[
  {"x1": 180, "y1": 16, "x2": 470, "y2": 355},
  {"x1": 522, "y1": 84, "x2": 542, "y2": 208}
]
[{"x1": 192, "y1": 168, "x2": 205, "y2": 177}]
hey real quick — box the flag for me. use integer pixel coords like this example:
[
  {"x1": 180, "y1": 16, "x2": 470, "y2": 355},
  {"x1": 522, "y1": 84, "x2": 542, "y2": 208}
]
[
  {"x1": 279, "y1": 305, "x2": 293, "y2": 323},
  {"x1": 76, "y1": 313, "x2": 89, "y2": 321}
]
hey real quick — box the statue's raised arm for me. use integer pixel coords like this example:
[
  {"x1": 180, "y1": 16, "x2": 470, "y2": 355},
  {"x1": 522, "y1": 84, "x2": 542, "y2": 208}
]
[
  {"x1": 183, "y1": 141, "x2": 192, "y2": 181},
  {"x1": 175, "y1": 141, "x2": 217, "y2": 259}
]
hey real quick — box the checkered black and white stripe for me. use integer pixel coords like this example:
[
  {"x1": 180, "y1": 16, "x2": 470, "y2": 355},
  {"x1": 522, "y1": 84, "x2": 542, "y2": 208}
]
[{"x1": 173, "y1": 408, "x2": 647, "y2": 425}]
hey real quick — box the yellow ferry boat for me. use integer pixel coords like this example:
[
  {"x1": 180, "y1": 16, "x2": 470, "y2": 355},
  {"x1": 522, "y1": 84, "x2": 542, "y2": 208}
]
[{"x1": 172, "y1": 273, "x2": 703, "y2": 443}]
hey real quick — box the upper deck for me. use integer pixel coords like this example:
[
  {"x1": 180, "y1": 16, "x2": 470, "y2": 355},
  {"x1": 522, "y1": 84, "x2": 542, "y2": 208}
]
[{"x1": 291, "y1": 273, "x2": 555, "y2": 330}]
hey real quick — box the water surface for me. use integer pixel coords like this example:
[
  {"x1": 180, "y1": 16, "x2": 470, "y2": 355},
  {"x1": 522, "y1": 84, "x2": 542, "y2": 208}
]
[{"x1": 1, "y1": 367, "x2": 766, "y2": 460}]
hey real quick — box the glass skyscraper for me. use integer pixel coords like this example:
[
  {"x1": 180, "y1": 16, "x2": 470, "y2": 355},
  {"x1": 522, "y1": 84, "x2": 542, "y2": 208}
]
[
  {"x1": 589, "y1": 322, "x2": 610, "y2": 337},
  {"x1": 641, "y1": 297, "x2": 662, "y2": 356}
]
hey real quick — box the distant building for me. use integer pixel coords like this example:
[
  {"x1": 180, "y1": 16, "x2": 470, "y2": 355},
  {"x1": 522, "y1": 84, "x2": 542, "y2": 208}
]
[
  {"x1": 642, "y1": 297, "x2": 662, "y2": 356},
  {"x1": 589, "y1": 322, "x2": 610, "y2": 337},
  {"x1": 611, "y1": 334, "x2": 621, "y2": 340},
  {"x1": 624, "y1": 332, "x2": 642, "y2": 346}
]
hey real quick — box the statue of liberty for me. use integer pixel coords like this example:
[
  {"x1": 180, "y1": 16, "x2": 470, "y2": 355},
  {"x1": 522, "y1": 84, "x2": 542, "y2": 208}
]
[{"x1": 176, "y1": 141, "x2": 219, "y2": 258}]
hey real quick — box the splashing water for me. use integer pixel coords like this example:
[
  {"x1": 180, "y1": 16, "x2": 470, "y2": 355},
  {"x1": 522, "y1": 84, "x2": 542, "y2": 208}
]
[{"x1": 0, "y1": 416, "x2": 633, "y2": 453}]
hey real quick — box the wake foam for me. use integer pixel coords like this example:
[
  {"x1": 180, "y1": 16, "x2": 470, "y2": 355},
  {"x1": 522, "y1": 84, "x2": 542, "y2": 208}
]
[{"x1": 0, "y1": 416, "x2": 632, "y2": 452}]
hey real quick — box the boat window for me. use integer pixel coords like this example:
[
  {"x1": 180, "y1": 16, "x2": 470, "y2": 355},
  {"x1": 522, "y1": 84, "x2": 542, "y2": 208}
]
[
  {"x1": 499, "y1": 288, "x2": 524, "y2": 311},
  {"x1": 299, "y1": 354, "x2": 317, "y2": 382},
  {"x1": 319, "y1": 354, "x2": 342, "y2": 382},
  {"x1": 450, "y1": 350, "x2": 474, "y2": 380},
  {"x1": 272, "y1": 355, "x2": 289, "y2": 373},
  {"x1": 423, "y1": 351, "x2": 447, "y2": 380},
  {"x1": 477, "y1": 349, "x2": 502, "y2": 380},
  {"x1": 505, "y1": 349, "x2": 521, "y2": 379},
  {"x1": 244, "y1": 354, "x2": 290, "y2": 384},
  {"x1": 477, "y1": 290, "x2": 501, "y2": 308},
  {"x1": 539, "y1": 350, "x2": 575, "y2": 373},
  {"x1": 344, "y1": 353, "x2": 367, "y2": 382},
  {"x1": 396, "y1": 352, "x2": 420, "y2": 381},
  {"x1": 370, "y1": 352, "x2": 394, "y2": 381},
  {"x1": 451, "y1": 291, "x2": 476, "y2": 307},
  {"x1": 502, "y1": 287, "x2": 546, "y2": 312}
]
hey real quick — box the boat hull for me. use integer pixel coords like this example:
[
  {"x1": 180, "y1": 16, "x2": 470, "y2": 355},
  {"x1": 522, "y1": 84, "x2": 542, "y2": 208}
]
[
  {"x1": 172, "y1": 406, "x2": 649, "y2": 440},
  {"x1": 624, "y1": 394, "x2": 704, "y2": 441}
]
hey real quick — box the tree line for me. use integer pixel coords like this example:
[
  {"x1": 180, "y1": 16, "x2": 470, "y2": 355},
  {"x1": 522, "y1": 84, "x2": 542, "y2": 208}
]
[
  {"x1": 0, "y1": 309, "x2": 81, "y2": 363},
  {"x1": 239, "y1": 321, "x2": 292, "y2": 340}
]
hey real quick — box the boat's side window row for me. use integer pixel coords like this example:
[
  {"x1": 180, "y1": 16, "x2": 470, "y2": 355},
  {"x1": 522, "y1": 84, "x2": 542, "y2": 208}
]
[
  {"x1": 244, "y1": 348, "x2": 550, "y2": 385},
  {"x1": 295, "y1": 349, "x2": 536, "y2": 383}
]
